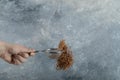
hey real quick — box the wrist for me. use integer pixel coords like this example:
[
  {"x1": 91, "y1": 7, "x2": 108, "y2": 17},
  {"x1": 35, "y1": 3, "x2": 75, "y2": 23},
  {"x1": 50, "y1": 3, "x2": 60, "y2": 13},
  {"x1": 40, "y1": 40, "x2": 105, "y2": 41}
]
[{"x1": 0, "y1": 41, "x2": 8, "y2": 57}]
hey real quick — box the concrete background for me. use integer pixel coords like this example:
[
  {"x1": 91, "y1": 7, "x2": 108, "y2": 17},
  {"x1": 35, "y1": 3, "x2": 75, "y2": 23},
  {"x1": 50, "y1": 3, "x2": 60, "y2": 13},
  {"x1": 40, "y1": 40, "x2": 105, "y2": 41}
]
[{"x1": 0, "y1": 0, "x2": 120, "y2": 80}]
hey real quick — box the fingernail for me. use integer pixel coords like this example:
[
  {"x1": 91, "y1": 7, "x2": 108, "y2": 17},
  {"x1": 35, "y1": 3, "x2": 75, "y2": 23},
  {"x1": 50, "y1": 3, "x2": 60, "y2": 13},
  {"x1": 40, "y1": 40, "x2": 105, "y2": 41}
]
[{"x1": 30, "y1": 53, "x2": 35, "y2": 56}]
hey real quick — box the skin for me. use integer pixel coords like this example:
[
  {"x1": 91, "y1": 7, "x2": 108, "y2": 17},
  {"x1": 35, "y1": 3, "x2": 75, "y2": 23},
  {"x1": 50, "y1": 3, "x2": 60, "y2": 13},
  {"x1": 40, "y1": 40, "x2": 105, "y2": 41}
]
[{"x1": 0, "y1": 41, "x2": 35, "y2": 65}]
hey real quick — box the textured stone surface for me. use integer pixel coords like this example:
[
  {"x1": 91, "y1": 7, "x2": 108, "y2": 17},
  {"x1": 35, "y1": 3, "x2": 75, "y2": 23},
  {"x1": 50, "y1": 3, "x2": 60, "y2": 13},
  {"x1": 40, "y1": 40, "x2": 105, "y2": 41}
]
[{"x1": 0, "y1": 0, "x2": 120, "y2": 80}]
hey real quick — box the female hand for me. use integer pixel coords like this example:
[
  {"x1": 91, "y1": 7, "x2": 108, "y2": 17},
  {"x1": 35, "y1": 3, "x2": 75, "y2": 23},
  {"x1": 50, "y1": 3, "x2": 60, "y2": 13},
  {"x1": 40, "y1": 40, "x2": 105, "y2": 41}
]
[{"x1": 0, "y1": 41, "x2": 35, "y2": 65}]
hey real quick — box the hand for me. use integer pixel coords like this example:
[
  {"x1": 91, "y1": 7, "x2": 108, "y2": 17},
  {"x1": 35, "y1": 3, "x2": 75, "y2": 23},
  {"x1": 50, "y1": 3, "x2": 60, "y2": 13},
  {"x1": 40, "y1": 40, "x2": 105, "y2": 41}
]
[{"x1": 0, "y1": 41, "x2": 35, "y2": 65}]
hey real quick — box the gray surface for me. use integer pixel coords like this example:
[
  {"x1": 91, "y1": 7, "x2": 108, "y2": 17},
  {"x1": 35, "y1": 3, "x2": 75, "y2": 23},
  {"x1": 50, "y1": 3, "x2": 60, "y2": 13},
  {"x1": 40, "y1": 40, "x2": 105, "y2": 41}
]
[{"x1": 0, "y1": 0, "x2": 120, "y2": 80}]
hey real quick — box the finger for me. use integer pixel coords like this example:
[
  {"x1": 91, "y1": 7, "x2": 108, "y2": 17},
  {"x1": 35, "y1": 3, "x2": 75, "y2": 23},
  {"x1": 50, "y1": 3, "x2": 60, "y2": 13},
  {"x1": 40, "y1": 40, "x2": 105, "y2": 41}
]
[
  {"x1": 18, "y1": 53, "x2": 29, "y2": 58},
  {"x1": 21, "y1": 48, "x2": 35, "y2": 53},
  {"x1": 11, "y1": 54, "x2": 22, "y2": 65},
  {"x1": 18, "y1": 48, "x2": 35, "y2": 56},
  {"x1": 17, "y1": 55, "x2": 26, "y2": 63},
  {"x1": 14, "y1": 59, "x2": 21, "y2": 65},
  {"x1": 28, "y1": 52, "x2": 35, "y2": 56}
]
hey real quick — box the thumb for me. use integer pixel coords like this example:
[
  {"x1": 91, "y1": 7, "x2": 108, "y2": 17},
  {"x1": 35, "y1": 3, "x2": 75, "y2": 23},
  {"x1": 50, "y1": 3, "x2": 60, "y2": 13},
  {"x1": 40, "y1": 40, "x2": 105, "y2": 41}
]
[{"x1": 27, "y1": 48, "x2": 36, "y2": 56}]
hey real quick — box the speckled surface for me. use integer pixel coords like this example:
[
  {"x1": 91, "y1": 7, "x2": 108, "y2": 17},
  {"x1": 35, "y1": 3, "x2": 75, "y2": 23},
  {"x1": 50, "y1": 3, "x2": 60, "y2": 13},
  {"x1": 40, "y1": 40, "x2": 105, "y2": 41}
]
[{"x1": 0, "y1": 0, "x2": 120, "y2": 80}]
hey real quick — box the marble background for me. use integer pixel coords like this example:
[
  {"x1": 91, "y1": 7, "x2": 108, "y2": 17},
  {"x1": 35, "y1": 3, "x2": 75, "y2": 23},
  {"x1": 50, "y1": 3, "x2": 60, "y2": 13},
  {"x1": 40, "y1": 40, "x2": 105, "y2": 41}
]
[{"x1": 0, "y1": 0, "x2": 120, "y2": 80}]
